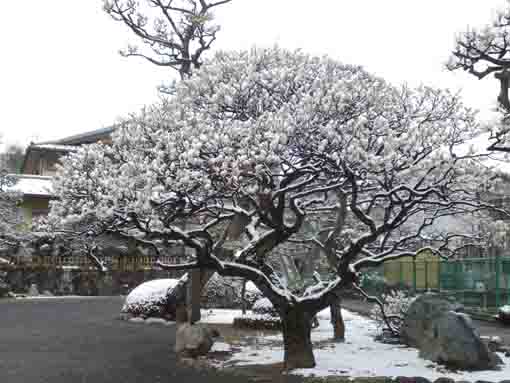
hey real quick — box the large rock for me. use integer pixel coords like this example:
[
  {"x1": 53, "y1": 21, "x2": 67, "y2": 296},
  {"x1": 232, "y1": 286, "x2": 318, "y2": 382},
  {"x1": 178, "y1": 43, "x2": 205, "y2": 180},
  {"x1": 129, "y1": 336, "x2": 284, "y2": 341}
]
[
  {"x1": 175, "y1": 322, "x2": 219, "y2": 357},
  {"x1": 401, "y1": 293, "x2": 462, "y2": 347},
  {"x1": 402, "y1": 294, "x2": 502, "y2": 370},
  {"x1": 421, "y1": 311, "x2": 502, "y2": 369}
]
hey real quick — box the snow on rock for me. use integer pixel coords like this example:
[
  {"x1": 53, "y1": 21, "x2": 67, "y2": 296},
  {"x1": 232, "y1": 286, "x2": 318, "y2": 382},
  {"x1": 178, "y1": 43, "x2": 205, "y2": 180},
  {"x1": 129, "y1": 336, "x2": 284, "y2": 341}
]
[
  {"x1": 252, "y1": 297, "x2": 278, "y2": 317},
  {"x1": 122, "y1": 279, "x2": 179, "y2": 318},
  {"x1": 214, "y1": 309, "x2": 510, "y2": 381}
]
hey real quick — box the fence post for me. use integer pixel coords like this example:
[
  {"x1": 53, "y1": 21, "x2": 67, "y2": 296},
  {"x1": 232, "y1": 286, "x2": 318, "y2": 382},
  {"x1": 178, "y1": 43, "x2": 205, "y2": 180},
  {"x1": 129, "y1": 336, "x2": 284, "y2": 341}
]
[
  {"x1": 399, "y1": 261, "x2": 404, "y2": 287},
  {"x1": 438, "y1": 260, "x2": 442, "y2": 291},
  {"x1": 496, "y1": 257, "x2": 501, "y2": 309},
  {"x1": 425, "y1": 261, "x2": 428, "y2": 291}
]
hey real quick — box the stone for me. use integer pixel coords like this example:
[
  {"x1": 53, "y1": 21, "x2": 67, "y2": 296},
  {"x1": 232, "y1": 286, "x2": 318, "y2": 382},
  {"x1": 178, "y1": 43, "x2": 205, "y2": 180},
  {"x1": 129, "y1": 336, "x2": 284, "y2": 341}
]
[
  {"x1": 175, "y1": 322, "x2": 220, "y2": 358},
  {"x1": 401, "y1": 293, "x2": 462, "y2": 347},
  {"x1": 402, "y1": 294, "x2": 502, "y2": 370},
  {"x1": 481, "y1": 335, "x2": 505, "y2": 352},
  {"x1": 421, "y1": 311, "x2": 503, "y2": 370},
  {"x1": 27, "y1": 283, "x2": 39, "y2": 297}
]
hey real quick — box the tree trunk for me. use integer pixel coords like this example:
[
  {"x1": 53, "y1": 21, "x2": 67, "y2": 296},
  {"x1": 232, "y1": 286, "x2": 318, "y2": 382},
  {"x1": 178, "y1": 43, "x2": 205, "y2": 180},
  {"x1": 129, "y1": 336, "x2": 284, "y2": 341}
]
[
  {"x1": 281, "y1": 306, "x2": 316, "y2": 369},
  {"x1": 330, "y1": 297, "x2": 345, "y2": 341},
  {"x1": 164, "y1": 270, "x2": 214, "y2": 320}
]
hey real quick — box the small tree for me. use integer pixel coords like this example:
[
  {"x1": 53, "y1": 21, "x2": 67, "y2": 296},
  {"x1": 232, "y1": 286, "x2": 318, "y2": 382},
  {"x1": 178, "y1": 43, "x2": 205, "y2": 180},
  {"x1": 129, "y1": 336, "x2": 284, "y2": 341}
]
[
  {"x1": 448, "y1": 1, "x2": 510, "y2": 151},
  {"x1": 103, "y1": 0, "x2": 232, "y2": 80},
  {"x1": 49, "y1": 48, "x2": 507, "y2": 369},
  {"x1": 0, "y1": 142, "x2": 23, "y2": 261}
]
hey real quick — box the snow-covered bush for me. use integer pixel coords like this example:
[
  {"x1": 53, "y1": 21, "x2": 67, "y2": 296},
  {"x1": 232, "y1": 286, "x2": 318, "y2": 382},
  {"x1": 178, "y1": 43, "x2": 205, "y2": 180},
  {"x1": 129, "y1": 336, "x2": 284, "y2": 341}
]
[
  {"x1": 371, "y1": 291, "x2": 416, "y2": 335},
  {"x1": 200, "y1": 274, "x2": 243, "y2": 309},
  {"x1": 252, "y1": 297, "x2": 279, "y2": 317},
  {"x1": 234, "y1": 297, "x2": 282, "y2": 330},
  {"x1": 121, "y1": 278, "x2": 180, "y2": 319}
]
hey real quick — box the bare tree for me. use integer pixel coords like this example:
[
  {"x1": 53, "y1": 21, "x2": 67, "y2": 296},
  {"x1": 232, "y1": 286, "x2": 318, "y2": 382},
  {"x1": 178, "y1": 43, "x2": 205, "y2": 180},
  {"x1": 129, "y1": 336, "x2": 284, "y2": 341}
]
[
  {"x1": 448, "y1": 2, "x2": 510, "y2": 151},
  {"x1": 103, "y1": 0, "x2": 232, "y2": 80}
]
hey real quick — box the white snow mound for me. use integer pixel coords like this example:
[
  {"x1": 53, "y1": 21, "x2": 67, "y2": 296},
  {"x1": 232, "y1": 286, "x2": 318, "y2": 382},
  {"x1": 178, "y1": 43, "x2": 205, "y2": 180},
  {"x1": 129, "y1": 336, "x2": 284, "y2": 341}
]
[{"x1": 122, "y1": 278, "x2": 179, "y2": 314}]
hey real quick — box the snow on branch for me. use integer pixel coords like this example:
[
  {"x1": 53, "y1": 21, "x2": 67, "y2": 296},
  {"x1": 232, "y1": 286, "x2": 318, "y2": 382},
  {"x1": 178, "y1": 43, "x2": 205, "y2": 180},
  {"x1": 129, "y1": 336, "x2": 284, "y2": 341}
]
[{"x1": 48, "y1": 47, "x2": 510, "y2": 314}]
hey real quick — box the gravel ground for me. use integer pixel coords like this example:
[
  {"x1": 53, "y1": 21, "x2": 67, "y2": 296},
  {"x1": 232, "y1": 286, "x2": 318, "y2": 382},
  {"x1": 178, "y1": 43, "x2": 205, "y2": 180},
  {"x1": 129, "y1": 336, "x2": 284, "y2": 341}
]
[{"x1": 0, "y1": 296, "x2": 302, "y2": 383}]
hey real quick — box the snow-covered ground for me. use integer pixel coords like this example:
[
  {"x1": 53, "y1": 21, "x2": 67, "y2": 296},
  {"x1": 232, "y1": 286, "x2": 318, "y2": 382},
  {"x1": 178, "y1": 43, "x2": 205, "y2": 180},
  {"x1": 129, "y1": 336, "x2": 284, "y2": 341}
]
[
  {"x1": 119, "y1": 284, "x2": 510, "y2": 380},
  {"x1": 208, "y1": 308, "x2": 510, "y2": 381}
]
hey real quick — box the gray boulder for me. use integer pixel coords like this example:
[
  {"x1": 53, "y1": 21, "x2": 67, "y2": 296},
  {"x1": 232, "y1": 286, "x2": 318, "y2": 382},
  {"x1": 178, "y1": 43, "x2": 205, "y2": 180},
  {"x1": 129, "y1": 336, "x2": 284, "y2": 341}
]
[
  {"x1": 27, "y1": 283, "x2": 39, "y2": 297},
  {"x1": 402, "y1": 294, "x2": 502, "y2": 370},
  {"x1": 175, "y1": 322, "x2": 220, "y2": 358},
  {"x1": 401, "y1": 293, "x2": 463, "y2": 347}
]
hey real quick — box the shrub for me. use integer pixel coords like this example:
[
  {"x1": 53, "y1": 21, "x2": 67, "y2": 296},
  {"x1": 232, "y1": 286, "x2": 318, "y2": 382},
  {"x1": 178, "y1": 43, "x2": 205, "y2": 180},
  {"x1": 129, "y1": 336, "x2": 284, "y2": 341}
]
[
  {"x1": 233, "y1": 315, "x2": 282, "y2": 330},
  {"x1": 370, "y1": 290, "x2": 416, "y2": 335},
  {"x1": 252, "y1": 297, "x2": 279, "y2": 317}
]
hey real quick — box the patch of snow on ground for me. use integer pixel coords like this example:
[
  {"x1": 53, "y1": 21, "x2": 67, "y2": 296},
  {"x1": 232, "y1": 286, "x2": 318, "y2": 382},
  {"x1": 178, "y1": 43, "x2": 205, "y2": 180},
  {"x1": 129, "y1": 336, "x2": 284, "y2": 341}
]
[
  {"x1": 215, "y1": 308, "x2": 510, "y2": 381},
  {"x1": 201, "y1": 309, "x2": 245, "y2": 324},
  {"x1": 211, "y1": 342, "x2": 233, "y2": 352},
  {"x1": 122, "y1": 278, "x2": 179, "y2": 311},
  {"x1": 144, "y1": 317, "x2": 175, "y2": 326}
]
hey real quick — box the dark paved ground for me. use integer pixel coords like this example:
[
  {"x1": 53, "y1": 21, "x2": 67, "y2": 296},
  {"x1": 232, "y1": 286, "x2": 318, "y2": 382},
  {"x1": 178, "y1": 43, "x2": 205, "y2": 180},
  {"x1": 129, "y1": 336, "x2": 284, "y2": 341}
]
[{"x1": 0, "y1": 296, "x2": 286, "y2": 383}]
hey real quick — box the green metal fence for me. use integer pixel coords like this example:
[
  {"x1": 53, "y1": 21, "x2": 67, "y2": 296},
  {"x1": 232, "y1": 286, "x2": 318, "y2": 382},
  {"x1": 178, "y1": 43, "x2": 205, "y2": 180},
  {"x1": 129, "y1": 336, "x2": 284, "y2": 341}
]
[{"x1": 383, "y1": 257, "x2": 510, "y2": 309}]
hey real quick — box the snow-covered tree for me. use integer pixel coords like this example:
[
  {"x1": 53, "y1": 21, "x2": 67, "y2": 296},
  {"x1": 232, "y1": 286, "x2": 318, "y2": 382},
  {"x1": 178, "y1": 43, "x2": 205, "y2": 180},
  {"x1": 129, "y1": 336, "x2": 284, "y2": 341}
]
[
  {"x1": 104, "y1": 0, "x2": 232, "y2": 80},
  {"x1": 448, "y1": 0, "x2": 510, "y2": 152},
  {"x1": 48, "y1": 47, "x2": 507, "y2": 369},
  {"x1": 0, "y1": 150, "x2": 23, "y2": 261}
]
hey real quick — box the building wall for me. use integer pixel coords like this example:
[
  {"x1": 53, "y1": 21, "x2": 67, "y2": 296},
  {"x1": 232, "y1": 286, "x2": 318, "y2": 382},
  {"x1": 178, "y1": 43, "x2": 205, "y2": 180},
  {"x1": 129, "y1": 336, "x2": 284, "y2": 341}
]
[
  {"x1": 23, "y1": 151, "x2": 62, "y2": 176},
  {"x1": 20, "y1": 197, "x2": 50, "y2": 225}
]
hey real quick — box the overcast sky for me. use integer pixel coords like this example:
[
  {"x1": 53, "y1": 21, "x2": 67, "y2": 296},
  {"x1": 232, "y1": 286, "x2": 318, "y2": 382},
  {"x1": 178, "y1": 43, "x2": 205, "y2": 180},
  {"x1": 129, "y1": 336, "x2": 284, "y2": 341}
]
[{"x1": 0, "y1": 0, "x2": 506, "y2": 148}]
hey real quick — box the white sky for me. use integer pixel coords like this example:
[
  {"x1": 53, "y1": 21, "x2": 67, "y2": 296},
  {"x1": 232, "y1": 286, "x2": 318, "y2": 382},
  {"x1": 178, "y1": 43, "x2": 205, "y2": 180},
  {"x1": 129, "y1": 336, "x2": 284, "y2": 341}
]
[{"x1": 0, "y1": 0, "x2": 506, "y2": 148}]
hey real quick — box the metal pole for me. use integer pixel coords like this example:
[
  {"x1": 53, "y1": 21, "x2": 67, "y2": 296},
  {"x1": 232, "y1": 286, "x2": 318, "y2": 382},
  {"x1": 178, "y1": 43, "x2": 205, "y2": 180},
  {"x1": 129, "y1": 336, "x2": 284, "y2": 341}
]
[
  {"x1": 496, "y1": 257, "x2": 501, "y2": 309},
  {"x1": 413, "y1": 260, "x2": 417, "y2": 293}
]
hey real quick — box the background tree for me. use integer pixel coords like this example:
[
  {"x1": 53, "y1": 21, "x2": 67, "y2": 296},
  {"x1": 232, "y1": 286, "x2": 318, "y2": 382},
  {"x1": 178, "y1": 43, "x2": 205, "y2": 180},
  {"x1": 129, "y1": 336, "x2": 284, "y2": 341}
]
[
  {"x1": 103, "y1": 0, "x2": 232, "y2": 81},
  {"x1": 0, "y1": 137, "x2": 23, "y2": 262},
  {"x1": 48, "y1": 48, "x2": 506, "y2": 369},
  {"x1": 448, "y1": 0, "x2": 510, "y2": 151},
  {"x1": 0, "y1": 144, "x2": 25, "y2": 174}
]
